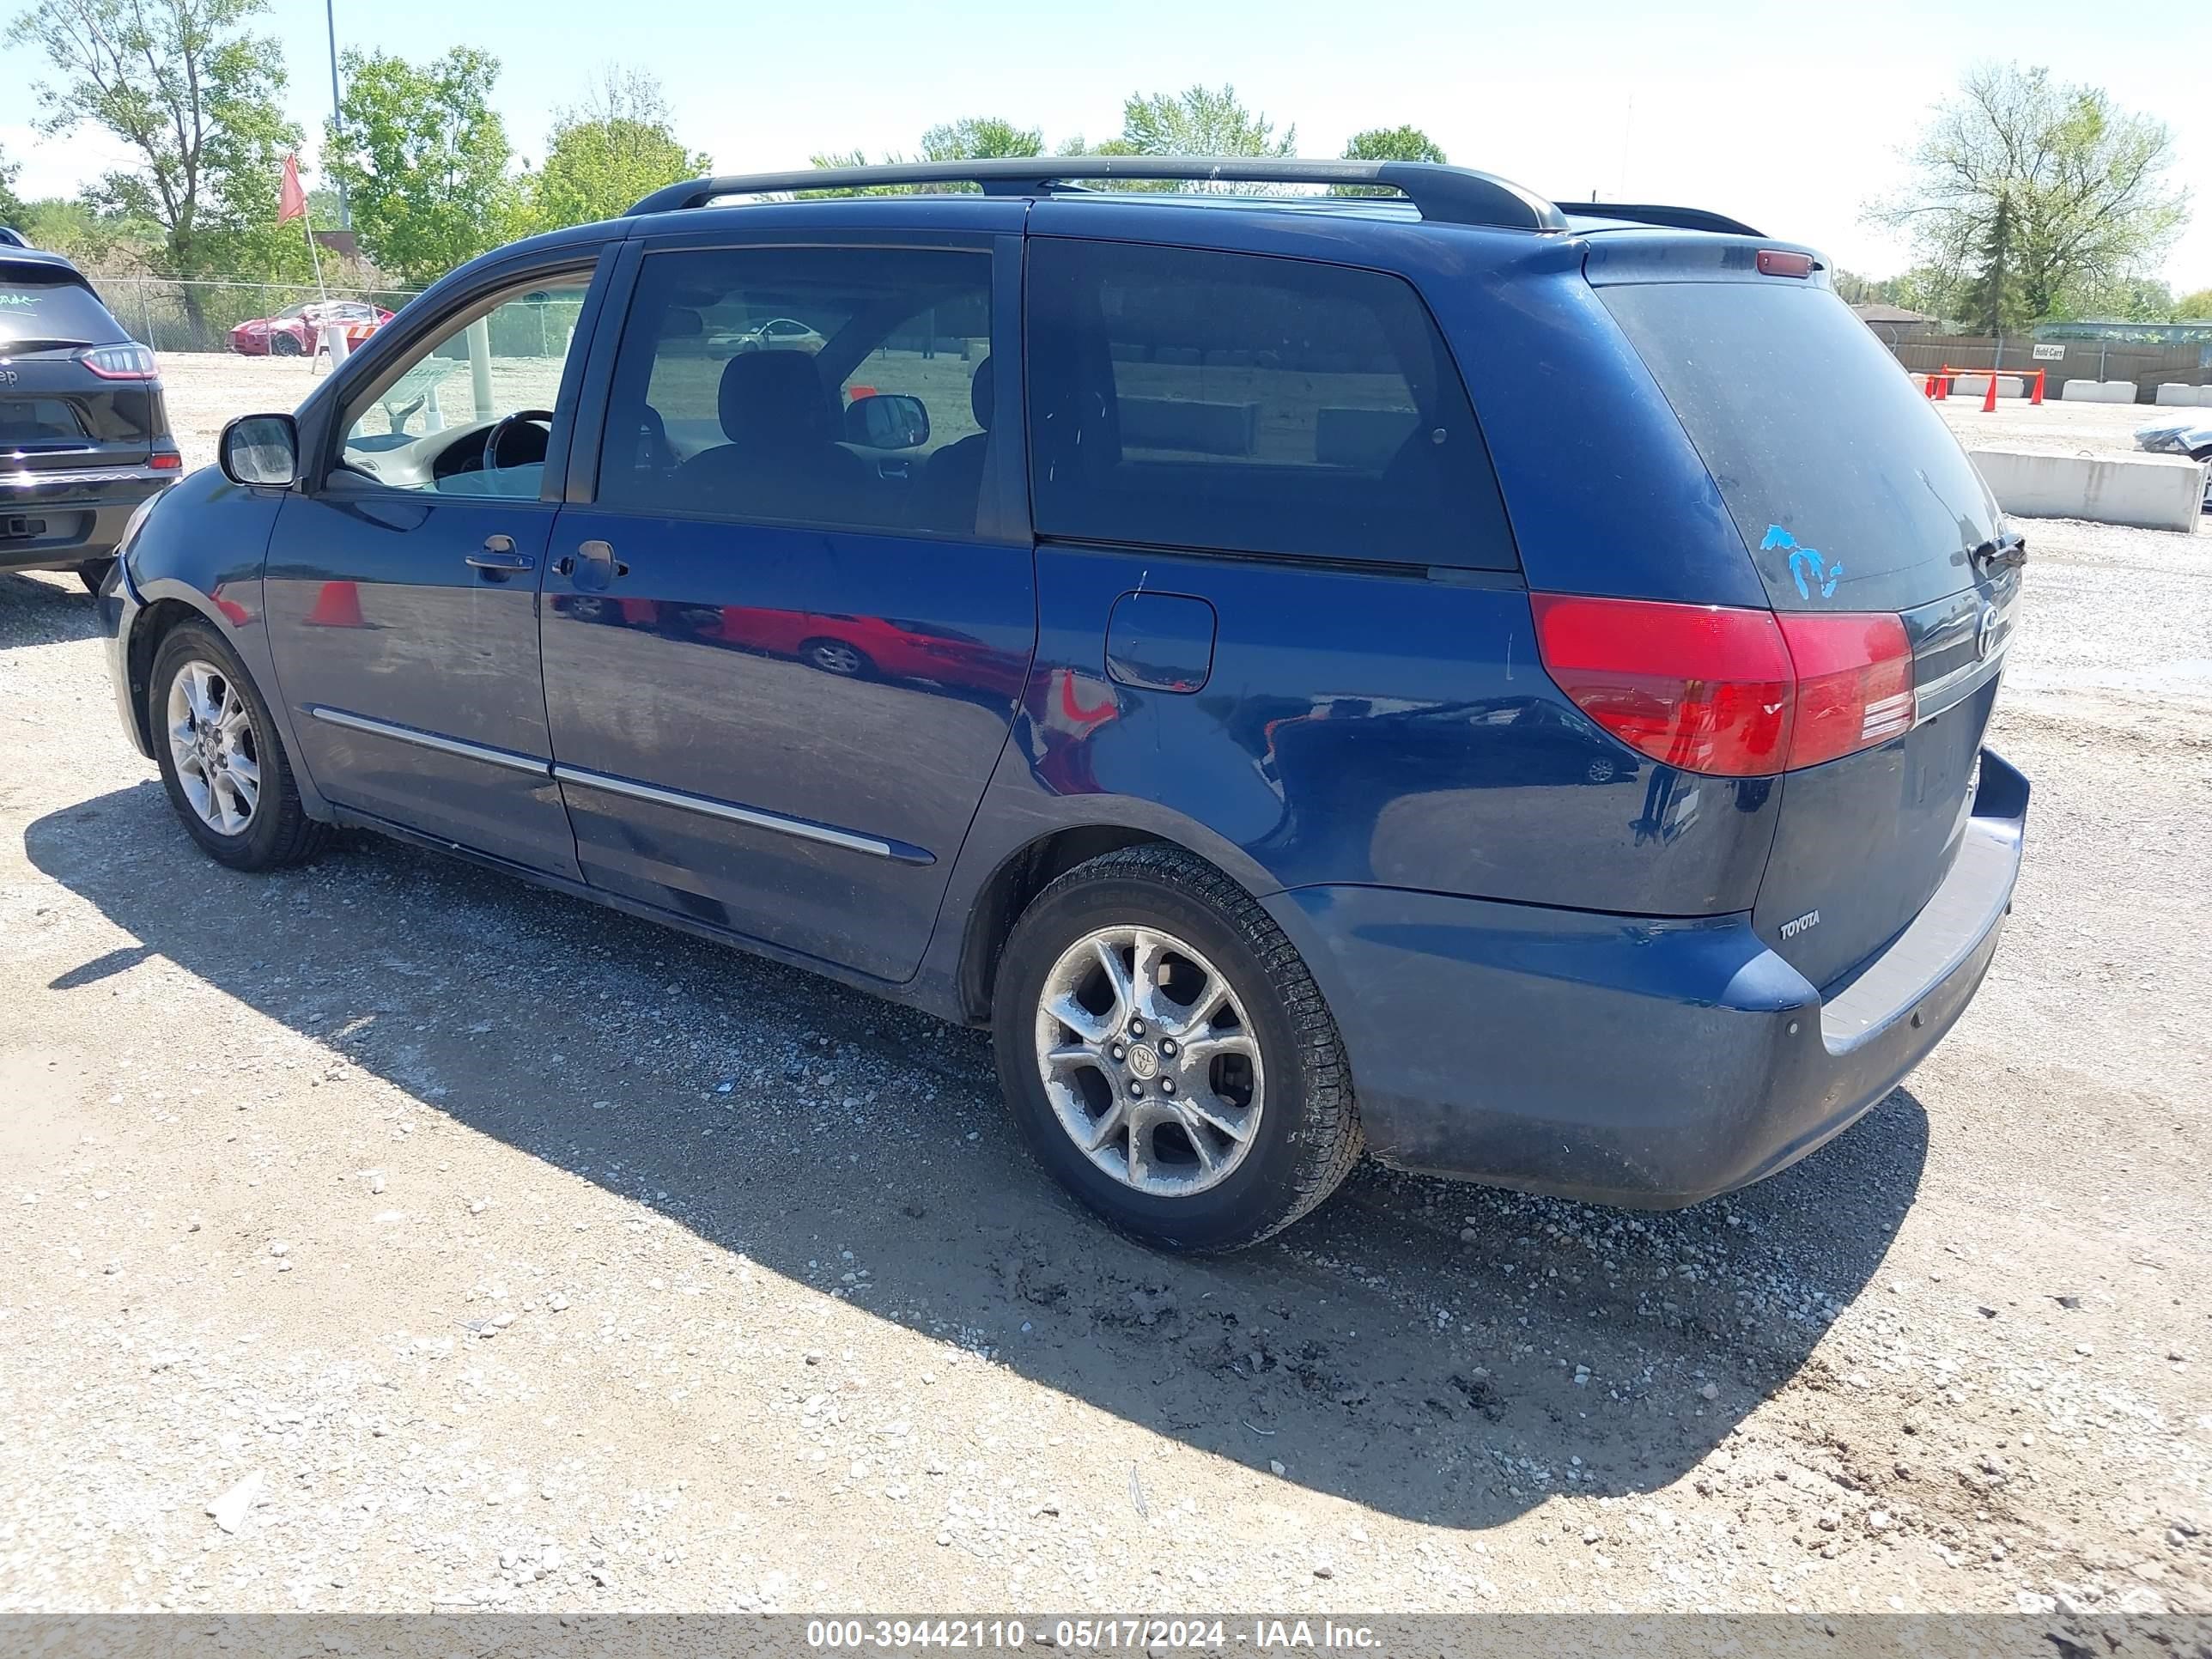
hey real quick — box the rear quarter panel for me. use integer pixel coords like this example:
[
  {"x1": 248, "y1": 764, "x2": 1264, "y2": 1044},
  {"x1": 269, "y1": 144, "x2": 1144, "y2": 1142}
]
[{"x1": 955, "y1": 544, "x2": 1781, "y2": 915}]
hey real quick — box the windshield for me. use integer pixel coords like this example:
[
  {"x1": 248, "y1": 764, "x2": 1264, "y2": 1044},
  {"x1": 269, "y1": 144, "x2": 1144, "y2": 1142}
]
[
  {"x1": 1598, "y1": 280, "x2": 1997, "y2": 612},
  {"x1": 0, "y1": 274, "x2": 129, "y2": 348}
]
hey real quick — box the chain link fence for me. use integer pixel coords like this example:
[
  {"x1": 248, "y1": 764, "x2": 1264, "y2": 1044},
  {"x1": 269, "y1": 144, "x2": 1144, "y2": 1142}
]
[{"x1": 96, "y1": 276, "x2": 424, "y2": 354}]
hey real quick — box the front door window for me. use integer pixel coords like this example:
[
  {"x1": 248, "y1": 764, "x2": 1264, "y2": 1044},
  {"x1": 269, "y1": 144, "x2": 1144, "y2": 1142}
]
[{"x1": 336, "y1": 281, "x2": 590, "y2": 497}]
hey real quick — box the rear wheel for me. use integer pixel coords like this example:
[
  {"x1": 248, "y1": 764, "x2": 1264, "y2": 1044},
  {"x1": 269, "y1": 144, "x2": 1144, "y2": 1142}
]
[
  {"x1": 149, "y1": 621, "x2": 328, "y2": 870},
  {"x1": 805, "y1": 638, "x2": 870, "y2": 677},
  {"x1": 992, "y1": 846, "x2": 1362, "y2": 1252}
]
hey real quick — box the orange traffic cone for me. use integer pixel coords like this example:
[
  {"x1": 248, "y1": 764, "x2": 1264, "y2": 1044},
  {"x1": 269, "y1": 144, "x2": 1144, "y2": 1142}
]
[
  {"x1": 1982, "y1": 373, "x2": 2000, "y2": 413},
  {"x1": 302, "y1": 580, "x2": 367, "y2": 628}
]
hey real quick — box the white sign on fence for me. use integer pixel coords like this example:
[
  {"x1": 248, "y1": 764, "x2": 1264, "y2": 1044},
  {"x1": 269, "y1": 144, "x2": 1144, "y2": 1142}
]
[{"x1": 2032, "y1": 343, "x2": 2066, "y2": 361}]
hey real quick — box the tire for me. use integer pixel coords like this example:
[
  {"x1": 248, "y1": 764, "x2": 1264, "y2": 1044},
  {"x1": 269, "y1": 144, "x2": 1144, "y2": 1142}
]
[
  {"x1": 76, "y1": 558, "x2": 114, "y2": 594},
  {"x1": 992, "y1": 845, "x2": 1363, "y2": 1252},
  {"x1": 269, "y1": 331, "x2": 302, "y2": 358},
  {"x1": 148, "y1": 620, "x2": 330, "y2": 871},
  {"x1": 805, "y1": 638, "x2": 870, "y2": 677}
]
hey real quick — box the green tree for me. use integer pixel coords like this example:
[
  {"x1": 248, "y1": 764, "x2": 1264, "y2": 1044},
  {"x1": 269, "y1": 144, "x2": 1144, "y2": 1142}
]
[
  {"x1": 1341, "y1": 125, "x2": 1445, "y2": 164},
  {"x1": 2054, "y1": 273, "x2": 2175, "y2": 322},
  {"x1": 1333, "y1": 124, "x2": 1446, "y2": 196},
  {"x1": 6, "y1": 0, "x2": 305, "y2": 331},
  {"x1": 326, "y1": 46, "x2": 518, "y2": 285},
  {"x1": 0, "y1": 144, "x2": 24, "y2": 226},
  {"x1": 2175, "y1": 289, "x2": 2212, "y2": 320},
  {"x1": 1870, "y1": 63, "x2": 2190, "y2": 324},
  {"x1": 526, "y1": 67, "x2": 708, "y2": 231},
  {"x1": 920, "y1": 117, "x2": 1043, "y2": 162},
  {"x1": 1109, "y1": 84, "x2": 1294, "y2": 185},
  {"x1": 1958, "y1": 191, "x2": 2026, "y2": 336}
]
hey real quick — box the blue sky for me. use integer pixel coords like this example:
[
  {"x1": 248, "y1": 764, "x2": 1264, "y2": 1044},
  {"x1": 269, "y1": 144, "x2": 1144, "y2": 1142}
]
[{"x1": 5, "y1": 0, "x2": 2210, "y2": 289}]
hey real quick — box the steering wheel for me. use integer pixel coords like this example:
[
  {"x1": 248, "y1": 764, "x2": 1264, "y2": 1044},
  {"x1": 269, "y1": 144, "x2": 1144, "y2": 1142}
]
[{"x1": 482, "y1": 408, "x2": 556, "y2": 473}]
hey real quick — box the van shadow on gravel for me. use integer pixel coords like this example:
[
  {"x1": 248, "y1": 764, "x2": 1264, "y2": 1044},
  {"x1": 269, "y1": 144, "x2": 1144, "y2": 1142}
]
[{"x1": 28, "y1": 787, "x2": 1924, "y2": 1529}]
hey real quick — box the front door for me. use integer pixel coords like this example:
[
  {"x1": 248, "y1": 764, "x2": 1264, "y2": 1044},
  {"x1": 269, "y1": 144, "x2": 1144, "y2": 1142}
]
[
  {"x1": 539, "y1": 234, "x2": 1035, "y2": 981},
  {"x1": 264, "y1": 267, "x2": 601, "y2": 876}
]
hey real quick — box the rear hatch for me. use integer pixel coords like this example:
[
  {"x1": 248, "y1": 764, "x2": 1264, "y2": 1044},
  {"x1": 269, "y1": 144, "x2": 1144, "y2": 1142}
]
[
  {"x1": 1593, "y1": 258, "x2": 2020, "y2": 990},
  {"x1": 1, "y1": 263, "x2": 156, "y2": 472}
]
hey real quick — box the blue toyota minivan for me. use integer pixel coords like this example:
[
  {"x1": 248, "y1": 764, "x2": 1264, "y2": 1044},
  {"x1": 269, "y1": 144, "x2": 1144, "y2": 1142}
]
[{"x1": 99, "y1": 158, "x2": 2028, "y2": 1250}]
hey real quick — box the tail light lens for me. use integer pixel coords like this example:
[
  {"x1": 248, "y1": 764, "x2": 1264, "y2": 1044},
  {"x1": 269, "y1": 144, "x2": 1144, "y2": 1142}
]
[
  {"x1": 149, "y1": 450, "x2": 183, "y2": 471},
  {"x1": 81, "y1": 343, "x2": 160, "y2": 380},
  {"x1": 1777, "y1": 611, "x2": 1912, "y2": 768},
  {"x1": 1530, "y1": 594, "x2": 1915, "y2": 777}
]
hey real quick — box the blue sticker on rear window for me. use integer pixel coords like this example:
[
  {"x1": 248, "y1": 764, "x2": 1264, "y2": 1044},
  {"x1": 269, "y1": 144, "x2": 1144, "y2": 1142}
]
[{"x1": 1762, "y1": 525, "x2": 1842, "y2": 601}]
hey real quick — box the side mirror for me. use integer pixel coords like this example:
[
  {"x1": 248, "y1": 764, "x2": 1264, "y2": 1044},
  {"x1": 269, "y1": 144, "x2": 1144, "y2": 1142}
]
[
  {"x1": 219, "y1": 413, "x2": 299, "y2": 488},
  {"x1": 843, "y1": 392, "x2": 929, "y2": 451}
]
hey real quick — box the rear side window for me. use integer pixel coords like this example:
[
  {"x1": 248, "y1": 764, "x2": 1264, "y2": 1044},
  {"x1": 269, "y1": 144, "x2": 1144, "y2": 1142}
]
[
  {"x1": 0, "y1": 272, "x2": 127, "y2": 346},
  {"x1": 1025, "y1": 240, "x2": 1516, "y2": 570},
  {"x1": 597, "y1": 245, "x2": 993, "y2": 535},
  {"x1": 1597, "y1": 281, "x2": 1997, "y2": 612}
]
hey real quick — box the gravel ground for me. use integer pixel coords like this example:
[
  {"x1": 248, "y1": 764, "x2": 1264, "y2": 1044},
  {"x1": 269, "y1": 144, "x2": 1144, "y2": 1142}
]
[{"x1": 0, "y1": 356, "x2": 2208, "y2": 1619}]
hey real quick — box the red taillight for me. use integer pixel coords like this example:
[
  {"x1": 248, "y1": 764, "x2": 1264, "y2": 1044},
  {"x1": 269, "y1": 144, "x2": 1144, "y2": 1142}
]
[
  {"x1": 1778, "y1": 611, "x2": 1912, "y2": 768},
  {"x1": 1529, "y1": 595, "x2": 1794, "y2": 776},
  {"x1": 81, "y1": 343, "x2": 160, "y2": 380},
  {"x1": 149, "y1": 450, "x2": 183, "y2": 471},
  {"x1": 1531, "y1": 594, "x2": 1915, "y2": 777},
  {"x1": 1756, "y1": 249, "x2": 1814, "y2": 278}
]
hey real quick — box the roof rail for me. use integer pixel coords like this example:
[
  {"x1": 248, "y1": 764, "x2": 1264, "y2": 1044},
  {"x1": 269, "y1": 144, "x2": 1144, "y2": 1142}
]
[
  {"x1": 1570, "y1": 200, "x2": 1765, "y2": 237},
  {"x1": 627, "y1": 156, "x2": 1570, "y2": 233}
]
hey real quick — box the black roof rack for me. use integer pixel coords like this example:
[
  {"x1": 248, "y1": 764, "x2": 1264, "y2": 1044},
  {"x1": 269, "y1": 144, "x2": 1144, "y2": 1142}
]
[
  {"x1": 1570, "y1": 200, "x2": 1765, "y2": 237},
  {"x1": 628, "y1": 156, "x2": 1571, "y2": 233}
]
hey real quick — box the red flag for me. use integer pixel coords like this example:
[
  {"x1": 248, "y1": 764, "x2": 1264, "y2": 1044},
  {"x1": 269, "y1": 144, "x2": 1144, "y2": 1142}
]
[{"x1": 276, "y1": 155, "x2": 307, "y2": 224}]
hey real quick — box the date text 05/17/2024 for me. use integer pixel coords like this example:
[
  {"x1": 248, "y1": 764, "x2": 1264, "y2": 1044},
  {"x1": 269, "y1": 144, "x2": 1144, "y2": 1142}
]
[{"x1": 803, "y1": 1620, "x2": 1382, "y2": 1650}]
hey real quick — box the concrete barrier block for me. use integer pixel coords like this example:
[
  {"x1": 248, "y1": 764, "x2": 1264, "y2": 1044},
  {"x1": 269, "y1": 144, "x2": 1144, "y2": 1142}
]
[
  {"x1": 1952, "y1": 374, "x2": 2025, "y2": 399},
  {"x1": 1968, "y1": 446, "x2": 2205, "y2": 532},
  {"x1": 1117, "y1": 396, "x2": 1259, "y2": 456},
  {"x1": 2154, "y1": 384, "x2": 2212, "y2": 408},
  {"x1": 2060, "y1": 380, "x2": 2140, "y2": 404}
]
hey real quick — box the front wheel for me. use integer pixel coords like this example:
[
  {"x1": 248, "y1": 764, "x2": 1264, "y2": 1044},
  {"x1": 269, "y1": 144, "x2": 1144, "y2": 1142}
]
[
  {"x1": 992, "y1": 846, "x2": 1363, "y2": 1252},
  {"x1": 269, "y1": 331, "x2": 302, "y2": 357},
  {"x1": 148, "y1": 621, "x2": 329, "y2": 870}
]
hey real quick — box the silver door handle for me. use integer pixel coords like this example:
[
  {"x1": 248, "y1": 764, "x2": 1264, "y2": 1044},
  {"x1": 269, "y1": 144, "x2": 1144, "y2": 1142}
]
[{"x1": 467, "y1": 536, "x2": 534, "y2": 573}]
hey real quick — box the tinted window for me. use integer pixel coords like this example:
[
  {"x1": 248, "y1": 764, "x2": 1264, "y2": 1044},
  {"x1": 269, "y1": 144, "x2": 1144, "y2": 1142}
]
[
  {"x1": 598, "y1": 246, "x2": 993, "y2": 535},
  {"x1": 1025, "y1": 240, "x2": 1515, "y2": 569},
  {"x1": 1598, "y1": 281, "x2": 1997, "y2": 611},
  {"x1": 0, "y1": 273, "x2": 127, "y2": 346}
]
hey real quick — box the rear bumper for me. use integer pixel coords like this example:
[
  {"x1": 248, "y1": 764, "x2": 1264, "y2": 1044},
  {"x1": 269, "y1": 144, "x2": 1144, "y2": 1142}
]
[
  {"x1": 1269, "y1": 749, "x2": 2029, "y2": 1208},
  {"x1": 0, "y1": 466, "x2": 173, "y2": 573}
]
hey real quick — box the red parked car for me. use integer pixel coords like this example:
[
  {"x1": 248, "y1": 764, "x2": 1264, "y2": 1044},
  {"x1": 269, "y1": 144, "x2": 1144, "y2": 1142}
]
[{"x1": 226, "y1": 299, "x2": 392, "y2": 357}]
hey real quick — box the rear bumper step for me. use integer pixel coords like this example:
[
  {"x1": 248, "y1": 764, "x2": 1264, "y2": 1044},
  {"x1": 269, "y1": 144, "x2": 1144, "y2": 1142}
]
[
  {"x1": 1267, "y1": 749, "x2": 2028, "y2": 1207},
  {"x1": 0, "y1": 468, "x2": 173, "y2": 570}
]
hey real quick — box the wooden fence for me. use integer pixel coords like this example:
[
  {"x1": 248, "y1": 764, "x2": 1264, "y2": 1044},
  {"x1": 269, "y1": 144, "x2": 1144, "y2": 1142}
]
[{"x1": 1884, "y1": 332, "x2": 2211, "y2": 395}]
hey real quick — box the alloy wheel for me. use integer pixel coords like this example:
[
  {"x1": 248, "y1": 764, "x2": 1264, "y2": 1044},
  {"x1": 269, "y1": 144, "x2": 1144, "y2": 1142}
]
[
  {"x1": 166, "y1": 659, "x2": 261, "y2": 836},
  {"x1": 1032, "y1": 924, "x2": 1265, "y2": 1197}
]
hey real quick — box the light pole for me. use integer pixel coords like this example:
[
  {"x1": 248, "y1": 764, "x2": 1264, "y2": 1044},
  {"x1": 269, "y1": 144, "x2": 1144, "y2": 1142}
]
[{"x1": 325, "y1": 0, "x2": 349, "y2": 229}]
